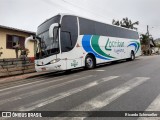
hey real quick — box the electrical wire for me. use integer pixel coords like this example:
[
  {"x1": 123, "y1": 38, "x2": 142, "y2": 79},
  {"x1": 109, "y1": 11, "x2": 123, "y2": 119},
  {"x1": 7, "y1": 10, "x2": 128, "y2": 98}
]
[{"x1": 60, "y1": 0, "x2": 113, "y2": 22}]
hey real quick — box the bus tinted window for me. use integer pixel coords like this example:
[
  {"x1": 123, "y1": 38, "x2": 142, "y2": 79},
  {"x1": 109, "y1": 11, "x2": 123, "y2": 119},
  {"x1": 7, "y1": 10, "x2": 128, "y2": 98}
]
[
  {"x1": 61, "y1": 16, "x2": 78, "y2": 52},
  {"x1": 106, "y1": 25, "x2": 139, "y2": 39},
  {"x1": 79, "y1": 18, "x2": 95, "y2": 35},
  {"x1": 79, "y1": 17, "x2": 139, "y2": 39},
  {"x1": 37, "y1": 15, "x2": 60, "y2": 35},
  {"x1": 105, "y1": 24, "x2": 118, "y2": 37},
  {"x1": 95, "y1": 22, "x2": 107, "y2": 36}
]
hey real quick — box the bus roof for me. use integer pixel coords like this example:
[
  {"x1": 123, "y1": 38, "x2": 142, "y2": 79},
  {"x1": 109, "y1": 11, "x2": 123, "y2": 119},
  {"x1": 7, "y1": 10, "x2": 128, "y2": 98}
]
[
  {"x1": 60, "y1": 13, "x2": 138, "y2": 33},
  {"x1": 39, "y1": 13, "x2": 138, "y2": 33}
]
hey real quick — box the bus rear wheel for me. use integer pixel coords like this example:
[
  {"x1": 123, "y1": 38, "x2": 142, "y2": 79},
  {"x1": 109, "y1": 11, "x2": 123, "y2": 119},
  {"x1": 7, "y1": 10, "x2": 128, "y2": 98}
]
[{"x1": 85, "y1": 55, "x2": 95, "y2": 69}]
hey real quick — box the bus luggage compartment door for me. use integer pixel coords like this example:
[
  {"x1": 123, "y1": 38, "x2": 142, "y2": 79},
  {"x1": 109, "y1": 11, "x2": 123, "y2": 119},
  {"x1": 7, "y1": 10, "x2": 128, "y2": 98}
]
[{"x1": 66, "y1": 58, "x2": 82, "y2": 70}]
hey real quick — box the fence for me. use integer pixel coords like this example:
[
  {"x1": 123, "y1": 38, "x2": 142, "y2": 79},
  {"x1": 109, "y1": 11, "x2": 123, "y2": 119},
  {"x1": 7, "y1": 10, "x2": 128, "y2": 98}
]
[{"x1": 0, "y1": 58, "x2": 35, "y2": 77}]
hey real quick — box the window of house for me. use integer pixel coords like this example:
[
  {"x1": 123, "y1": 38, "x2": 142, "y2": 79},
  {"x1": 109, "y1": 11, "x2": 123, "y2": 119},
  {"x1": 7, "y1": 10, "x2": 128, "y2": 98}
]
[{"x1": 6, "y1": 35, "x2": 25, "y2": 49}]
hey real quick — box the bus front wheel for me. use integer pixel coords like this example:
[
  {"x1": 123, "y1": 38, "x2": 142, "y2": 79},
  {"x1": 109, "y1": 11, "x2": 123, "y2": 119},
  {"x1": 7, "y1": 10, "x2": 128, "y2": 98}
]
[{"x1": 85, "y1": 55, "x2": 95, "y2": 69}]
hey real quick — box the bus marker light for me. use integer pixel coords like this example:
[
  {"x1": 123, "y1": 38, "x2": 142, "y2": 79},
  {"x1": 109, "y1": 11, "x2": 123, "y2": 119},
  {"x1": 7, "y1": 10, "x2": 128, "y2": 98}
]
[{"x1": 76, "y1": 43, "x2": 80, "y2": 47}]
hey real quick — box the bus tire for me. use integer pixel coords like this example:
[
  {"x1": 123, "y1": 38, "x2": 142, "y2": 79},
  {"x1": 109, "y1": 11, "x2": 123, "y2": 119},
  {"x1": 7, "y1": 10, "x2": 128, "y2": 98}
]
[
  {"x1": 130, "y1": 51, "x2": 135, "y2": 61},
  {"x1": 85, "y1": 55, "x2": 96, "y2": 69},
  {"x1": 65, "y1": 69, "x2": 71, "y2": 74}
]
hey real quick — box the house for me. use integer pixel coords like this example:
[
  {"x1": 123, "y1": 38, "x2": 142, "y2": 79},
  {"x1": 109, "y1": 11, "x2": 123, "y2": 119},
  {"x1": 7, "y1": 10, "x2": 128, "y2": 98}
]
[
  {"x1": 150, "y1": 39, "x2": 156, "y2": 48},
  {"x1": 150, "y1": 39, "x2": 157, "y2": 54},
  {"x1": 0, "y1": 25, "x2": 35, "y2": 59}
]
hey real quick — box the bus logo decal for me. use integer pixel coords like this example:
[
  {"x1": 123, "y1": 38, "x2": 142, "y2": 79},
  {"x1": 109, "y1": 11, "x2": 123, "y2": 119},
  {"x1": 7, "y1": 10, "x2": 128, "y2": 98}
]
[
  {"x1": 71, "y1": 60, "x2": 78, "y2": 67},
  {"x1": 91, "y1": 35, "x2": 115, "y2": 59},
  {"x1": 105, "y1": 39, "x2": 112, "y2": 51},
  {"x1": 105, "y1": 38, "x2": 124, "y2": 51},
  {"x1": 82, "y1": 35, "x2": 114, "y2": 60},
  {"x1": 128, "y1": 41, "x2": 140, "y2": 54}
]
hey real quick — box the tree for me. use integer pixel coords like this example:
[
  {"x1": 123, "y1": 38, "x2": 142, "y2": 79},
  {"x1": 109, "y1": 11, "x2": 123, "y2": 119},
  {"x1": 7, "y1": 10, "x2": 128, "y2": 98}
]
[
  {"x1": 20, "y1": 48, "x2": 29, "y2": 59},
  {"x1": 13, "y1": 44, "x2": 21, "y2": 59},
  {"x1": 140, "y1": 34, "x2": 149, "y2": 45},
  {"x1": 120, "y1": 17, "x2": 131, "y2": 28},
  {"x1": 112, "y1": 19, "x2": 120, "y2": 26},
  {"x1": 112, "y1": 17, "x2": 139, "y2": 30},
  {"x1": 140, "y1": 34, "x2": 153, "y2": 55}
]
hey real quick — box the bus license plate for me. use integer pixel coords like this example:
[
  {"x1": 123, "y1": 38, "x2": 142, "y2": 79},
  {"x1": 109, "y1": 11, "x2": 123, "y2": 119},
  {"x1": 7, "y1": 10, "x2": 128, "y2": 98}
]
[{"x1": 41, "y1": 67, "x2": 46, "y2": 71}]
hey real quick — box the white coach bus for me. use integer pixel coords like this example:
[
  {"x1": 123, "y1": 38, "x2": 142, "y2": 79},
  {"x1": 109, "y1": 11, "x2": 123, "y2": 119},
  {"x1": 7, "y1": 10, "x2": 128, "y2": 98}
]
[{"x1": 25, "y1": 13, "x2": 141, "y2": 72}]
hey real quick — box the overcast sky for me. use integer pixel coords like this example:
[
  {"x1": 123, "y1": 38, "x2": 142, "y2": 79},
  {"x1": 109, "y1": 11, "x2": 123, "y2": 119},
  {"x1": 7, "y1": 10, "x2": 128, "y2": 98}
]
[{"x1": 0, "y1": 0, "x2": 160, "y2": 39}]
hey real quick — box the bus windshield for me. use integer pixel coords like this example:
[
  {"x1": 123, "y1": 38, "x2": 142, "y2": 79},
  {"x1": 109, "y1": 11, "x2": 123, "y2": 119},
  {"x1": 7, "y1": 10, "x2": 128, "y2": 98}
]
[{"x1": 35, "y1": 15, "x2": 60, "y2": 59}]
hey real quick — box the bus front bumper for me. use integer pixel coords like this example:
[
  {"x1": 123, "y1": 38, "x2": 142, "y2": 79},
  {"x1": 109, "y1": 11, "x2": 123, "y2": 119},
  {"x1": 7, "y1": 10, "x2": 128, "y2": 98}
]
[{"x1": 35, "y1": 62, "x2": 63, "y2": 72}]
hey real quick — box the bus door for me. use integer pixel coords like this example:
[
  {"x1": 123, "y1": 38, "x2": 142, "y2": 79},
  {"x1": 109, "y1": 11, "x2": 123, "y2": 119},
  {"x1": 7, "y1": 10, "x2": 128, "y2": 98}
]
[{"x1": 60, "y1": 15, "x2": 79, "y2": 70}]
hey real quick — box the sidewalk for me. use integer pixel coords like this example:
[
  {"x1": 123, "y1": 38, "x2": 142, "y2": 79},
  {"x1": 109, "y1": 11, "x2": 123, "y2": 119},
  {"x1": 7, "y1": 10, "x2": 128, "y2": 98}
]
[{"x1": 0, "y1": 71, "x2": 50, "y2": 84}]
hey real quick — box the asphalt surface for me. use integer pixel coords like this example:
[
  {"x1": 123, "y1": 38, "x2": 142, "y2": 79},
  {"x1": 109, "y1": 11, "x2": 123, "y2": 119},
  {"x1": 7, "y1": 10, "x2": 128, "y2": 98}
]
[{"x1": 0, "y1": 55, "x2": 160, "y2": 120}]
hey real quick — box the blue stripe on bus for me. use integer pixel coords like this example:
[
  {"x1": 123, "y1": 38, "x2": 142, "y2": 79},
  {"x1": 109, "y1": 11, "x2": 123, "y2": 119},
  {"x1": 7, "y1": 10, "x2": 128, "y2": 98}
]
[{"x1": 82, "y1": 35, "x2": 111, "y2": 60}]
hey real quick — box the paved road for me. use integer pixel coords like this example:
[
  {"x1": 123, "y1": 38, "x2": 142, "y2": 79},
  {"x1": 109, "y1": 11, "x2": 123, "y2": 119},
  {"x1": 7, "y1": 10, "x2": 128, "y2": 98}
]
[{"x1": 0, "y1": 55, "x2": 160, "y2": 120}]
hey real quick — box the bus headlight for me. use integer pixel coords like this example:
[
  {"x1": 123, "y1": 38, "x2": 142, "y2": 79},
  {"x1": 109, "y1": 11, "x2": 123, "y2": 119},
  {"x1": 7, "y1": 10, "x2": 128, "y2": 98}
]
[{"x1": 50, "y1": 58, "x2": 61, "y2": 64}]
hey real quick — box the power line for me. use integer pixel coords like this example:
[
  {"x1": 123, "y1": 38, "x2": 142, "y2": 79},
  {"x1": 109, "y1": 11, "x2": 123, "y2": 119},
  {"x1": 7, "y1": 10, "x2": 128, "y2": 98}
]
[
  {"x1": 139, "y1": 24, "x2": 160, "y2": 28},
  {"x1": 60, "y1": 0, "x2": 113, "y2": 22}
]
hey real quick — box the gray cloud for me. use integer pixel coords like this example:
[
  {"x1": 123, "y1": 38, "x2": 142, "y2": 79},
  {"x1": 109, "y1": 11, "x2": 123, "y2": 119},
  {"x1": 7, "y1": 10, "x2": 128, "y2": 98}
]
[{"x1": 0, "y1": 0, "x2": 160, "y2": 38}]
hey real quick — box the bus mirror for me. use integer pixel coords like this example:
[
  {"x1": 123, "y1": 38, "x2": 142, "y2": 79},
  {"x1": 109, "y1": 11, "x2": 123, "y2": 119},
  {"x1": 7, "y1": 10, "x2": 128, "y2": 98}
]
[
  {"x1": 25, "y1": 36, "x2": 35, "y2": 49},
  {"x1": 49, "y1": 23, "x2": 59, "y2": 38},
  {"x1": 53, "y1": 27, "x2": 58, "y2": 41}
]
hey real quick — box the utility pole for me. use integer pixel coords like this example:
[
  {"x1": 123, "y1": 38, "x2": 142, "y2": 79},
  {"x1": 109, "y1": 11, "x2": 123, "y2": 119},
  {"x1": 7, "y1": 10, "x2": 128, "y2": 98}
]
[
  {"x1": 147, "y1": 25, "x2": 150, "y2": 55},
  {"x1": 147, "y1": 25, "x2": 149, "y2": 36}
]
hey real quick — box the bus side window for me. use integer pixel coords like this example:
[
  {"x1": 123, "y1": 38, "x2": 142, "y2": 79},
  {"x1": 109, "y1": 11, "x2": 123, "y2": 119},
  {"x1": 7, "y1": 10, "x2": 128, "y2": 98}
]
[
  {"x1": 61, "y1": 31, "x2": 72, "y2": 50},
  {"x1": 61, "y1": 16, "x2": 78, "y2": 52},
  {"x1": 79, "y1": 18, "x2": 95, "y2": 35}
]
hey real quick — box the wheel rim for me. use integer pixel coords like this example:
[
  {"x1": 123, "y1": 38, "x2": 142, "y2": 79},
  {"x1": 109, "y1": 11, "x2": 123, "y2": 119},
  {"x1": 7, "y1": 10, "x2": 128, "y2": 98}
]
[
  {"x1": 131, "y1": 54, "x2": 134, "y2": 59},
  {"x1": 131, "y1": 53, "x2": 134, "y2": 60},
  {"x1": 86, "y1": 58, "x2": 93, "y2": 68}
]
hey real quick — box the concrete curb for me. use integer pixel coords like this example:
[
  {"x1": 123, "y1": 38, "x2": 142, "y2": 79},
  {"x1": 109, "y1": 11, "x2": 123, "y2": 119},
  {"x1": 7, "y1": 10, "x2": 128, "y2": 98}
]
[{"x1": 0, "y1": 71, "x2": 50, "y2": 84}]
